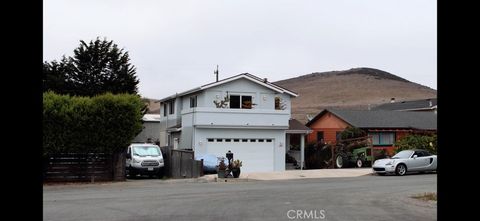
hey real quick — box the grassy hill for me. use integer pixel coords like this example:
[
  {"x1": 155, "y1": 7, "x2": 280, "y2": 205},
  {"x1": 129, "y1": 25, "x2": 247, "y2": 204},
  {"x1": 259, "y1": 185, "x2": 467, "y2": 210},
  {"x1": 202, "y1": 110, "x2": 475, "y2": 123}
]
[{"x1": 274, "y1": 67, "x2": 437, "y2": 123}]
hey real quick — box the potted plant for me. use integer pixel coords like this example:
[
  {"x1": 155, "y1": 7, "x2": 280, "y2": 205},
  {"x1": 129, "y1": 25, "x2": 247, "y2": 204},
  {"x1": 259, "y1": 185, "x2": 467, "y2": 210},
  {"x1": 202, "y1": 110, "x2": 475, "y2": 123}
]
[
  {"x1": 231, "y1": 159, "x2": 242, "y2": 178},
  {"x1": 217, "y1": 159, "x2": 227, "y2": 178}
]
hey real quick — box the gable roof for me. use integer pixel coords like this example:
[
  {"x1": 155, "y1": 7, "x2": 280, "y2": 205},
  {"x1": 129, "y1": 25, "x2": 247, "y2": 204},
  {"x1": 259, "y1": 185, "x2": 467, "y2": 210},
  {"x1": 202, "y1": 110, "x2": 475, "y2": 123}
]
[
  {"x1": 287, "y1": 119, "x2": 312, "y2": 134},
  {"x1": 306, "y1": 109, "x2": 436, "y2": 130},
  {"x1": 159, "y1": 73, "x2": 298, "y2": 102},
  {"x1": 372, "y1": 98, "x2": 437, "y2": 111}
]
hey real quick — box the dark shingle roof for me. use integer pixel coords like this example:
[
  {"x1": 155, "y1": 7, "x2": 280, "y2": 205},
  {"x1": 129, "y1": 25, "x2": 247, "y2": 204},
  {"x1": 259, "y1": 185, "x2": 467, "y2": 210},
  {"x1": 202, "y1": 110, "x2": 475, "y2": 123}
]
[
  {"x1": 372, "y1": 98, "x2": 437, "y2": 111},
  {"x1": 307, "y1": 109, "x2": 436, "y2": 130},
  {"x1": 288, "y1": 119, "x2": 311, "y2": 131}
]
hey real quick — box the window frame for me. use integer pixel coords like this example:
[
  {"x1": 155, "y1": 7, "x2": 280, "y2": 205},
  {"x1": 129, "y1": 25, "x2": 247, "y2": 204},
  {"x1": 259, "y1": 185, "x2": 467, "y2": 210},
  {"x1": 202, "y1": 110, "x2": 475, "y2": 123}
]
[
  {"x1": 190, "y1": 96, "x2": 197, "y2": 108},
  {"x1": 229, "y1": 94, "x2": 253, "y2": 109},
  {"x1": 369, "y1": 132, "x2": 396, "y2": 146},
  {"x1": 169, "y1": 100, "x2": 175, "y2": 115}
]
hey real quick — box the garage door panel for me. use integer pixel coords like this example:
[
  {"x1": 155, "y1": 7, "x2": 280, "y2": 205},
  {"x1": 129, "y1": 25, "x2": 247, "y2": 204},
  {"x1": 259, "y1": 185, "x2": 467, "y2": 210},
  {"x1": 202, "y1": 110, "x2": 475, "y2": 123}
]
[{"x1": 206, "y1": 141, "x2": 274, "y2": 173}]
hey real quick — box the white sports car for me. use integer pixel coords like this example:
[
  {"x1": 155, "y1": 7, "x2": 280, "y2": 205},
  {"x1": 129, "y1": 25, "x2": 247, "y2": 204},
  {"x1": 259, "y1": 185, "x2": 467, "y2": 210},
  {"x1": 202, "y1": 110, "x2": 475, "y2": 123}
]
[{"x1": 372, "y1": 149, "x2": 437, "y2": 176}]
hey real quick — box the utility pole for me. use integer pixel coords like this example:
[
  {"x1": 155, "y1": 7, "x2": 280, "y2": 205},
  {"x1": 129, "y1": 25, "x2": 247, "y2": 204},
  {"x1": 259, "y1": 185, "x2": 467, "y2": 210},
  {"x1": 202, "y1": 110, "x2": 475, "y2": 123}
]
[{"x1": 214, "y1": 65, "x2": 219, "y2": 82}]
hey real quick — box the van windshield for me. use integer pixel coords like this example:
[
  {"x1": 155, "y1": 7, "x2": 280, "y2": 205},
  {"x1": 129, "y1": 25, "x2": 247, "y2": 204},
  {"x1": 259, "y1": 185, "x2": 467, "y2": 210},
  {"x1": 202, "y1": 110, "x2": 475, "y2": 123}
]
[{"x1": 132, "y1": 146, "x2": 161, "y2": 157}]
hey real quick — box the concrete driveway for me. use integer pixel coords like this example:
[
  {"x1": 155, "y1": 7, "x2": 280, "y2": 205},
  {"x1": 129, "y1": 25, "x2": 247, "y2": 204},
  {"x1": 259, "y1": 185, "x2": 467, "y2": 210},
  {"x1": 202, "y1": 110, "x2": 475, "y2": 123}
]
[{"x1": 203, "y1": 168, "x2": 373, "y2": 182}]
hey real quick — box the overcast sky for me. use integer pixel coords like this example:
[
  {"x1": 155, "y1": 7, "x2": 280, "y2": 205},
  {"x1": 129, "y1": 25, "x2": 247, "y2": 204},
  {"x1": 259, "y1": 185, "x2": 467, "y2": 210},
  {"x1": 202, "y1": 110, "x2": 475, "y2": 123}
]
[{"x1": 43, "y1": 0, "x2": 436, "y2": 99}]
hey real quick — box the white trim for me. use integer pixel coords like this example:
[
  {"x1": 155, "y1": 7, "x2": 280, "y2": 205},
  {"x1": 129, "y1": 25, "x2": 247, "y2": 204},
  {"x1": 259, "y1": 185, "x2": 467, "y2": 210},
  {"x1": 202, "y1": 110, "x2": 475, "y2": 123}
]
[{"x1": 159, "y1": 74, "x2": 298, "y2": 101}]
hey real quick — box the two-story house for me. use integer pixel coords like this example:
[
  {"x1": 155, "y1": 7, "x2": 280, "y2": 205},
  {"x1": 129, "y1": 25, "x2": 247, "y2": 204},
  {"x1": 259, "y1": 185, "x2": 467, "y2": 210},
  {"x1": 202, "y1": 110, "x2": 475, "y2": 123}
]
[{"x1": 158, "y1": 73, "x2": 298, "y2": 172}]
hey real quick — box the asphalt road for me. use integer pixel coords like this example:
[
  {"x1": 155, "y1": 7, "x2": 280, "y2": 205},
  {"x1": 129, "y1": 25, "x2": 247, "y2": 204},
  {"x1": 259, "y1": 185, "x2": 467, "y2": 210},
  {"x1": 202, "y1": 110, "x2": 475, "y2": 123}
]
[{"x1": 43, "y1": 174, "x2": 437, "y2": 221}]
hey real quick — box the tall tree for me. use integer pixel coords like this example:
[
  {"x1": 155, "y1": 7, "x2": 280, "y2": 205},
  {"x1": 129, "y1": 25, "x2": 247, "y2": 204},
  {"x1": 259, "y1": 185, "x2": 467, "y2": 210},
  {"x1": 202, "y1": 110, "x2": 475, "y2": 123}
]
[{"x1": 43, "y1": 37, "x2": 139, "y2": 96}]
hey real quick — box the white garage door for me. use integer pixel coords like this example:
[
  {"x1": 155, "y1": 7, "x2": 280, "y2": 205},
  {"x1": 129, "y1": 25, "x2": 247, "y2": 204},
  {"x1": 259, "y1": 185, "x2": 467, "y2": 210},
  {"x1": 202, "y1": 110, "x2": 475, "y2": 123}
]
[{"x1": 205, "y1": 138, "x2": 274, "y2": 173}]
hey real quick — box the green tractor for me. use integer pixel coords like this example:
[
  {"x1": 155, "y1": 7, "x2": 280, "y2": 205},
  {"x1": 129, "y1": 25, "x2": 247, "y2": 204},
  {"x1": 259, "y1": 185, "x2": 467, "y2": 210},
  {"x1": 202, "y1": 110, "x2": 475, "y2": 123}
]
[{"x1": 335, "y1": 146, "x2": 373, "y2": 168}]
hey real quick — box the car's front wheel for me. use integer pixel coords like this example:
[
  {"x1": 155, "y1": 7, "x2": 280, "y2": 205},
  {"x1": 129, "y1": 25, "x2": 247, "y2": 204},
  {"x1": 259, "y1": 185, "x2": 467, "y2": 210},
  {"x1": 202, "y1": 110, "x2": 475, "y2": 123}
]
[{"x1": 395, "y1": 164, "x2": 407, "y2": 176}]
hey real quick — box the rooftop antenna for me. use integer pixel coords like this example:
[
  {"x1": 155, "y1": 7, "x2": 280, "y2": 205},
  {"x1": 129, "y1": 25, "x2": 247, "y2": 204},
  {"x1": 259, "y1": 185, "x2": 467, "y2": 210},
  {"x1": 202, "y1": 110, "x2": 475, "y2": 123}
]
[{"x1": 214, "y1": 65, "x2": 219, "y2": 82}]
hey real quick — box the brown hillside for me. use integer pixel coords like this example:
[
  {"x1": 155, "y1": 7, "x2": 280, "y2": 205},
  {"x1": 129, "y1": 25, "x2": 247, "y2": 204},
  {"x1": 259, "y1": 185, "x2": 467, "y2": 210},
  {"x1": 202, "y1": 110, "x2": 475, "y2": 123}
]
[{"x1": 274, "y1": 67, "x2": 437, "y2": 123}]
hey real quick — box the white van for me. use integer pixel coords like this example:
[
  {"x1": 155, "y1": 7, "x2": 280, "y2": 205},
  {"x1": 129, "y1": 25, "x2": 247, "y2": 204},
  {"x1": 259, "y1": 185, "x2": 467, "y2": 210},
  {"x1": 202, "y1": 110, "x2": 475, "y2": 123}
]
[{"x1": 126, "y1": 143, "x2": 165, "y2": 178}]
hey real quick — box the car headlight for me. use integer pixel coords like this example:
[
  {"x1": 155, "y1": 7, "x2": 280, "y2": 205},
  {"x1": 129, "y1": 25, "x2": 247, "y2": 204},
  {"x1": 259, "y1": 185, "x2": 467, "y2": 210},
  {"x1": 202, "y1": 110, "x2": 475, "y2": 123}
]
[
  {"x1": 159, "y1": 159, "x2": 164, "y2": 163},
  {"x1": 133, "y1": 158, "x2": 141, "y2": 163},
  {"x1": 385, "y1": 161, "x2": 393, "y2": 166}
]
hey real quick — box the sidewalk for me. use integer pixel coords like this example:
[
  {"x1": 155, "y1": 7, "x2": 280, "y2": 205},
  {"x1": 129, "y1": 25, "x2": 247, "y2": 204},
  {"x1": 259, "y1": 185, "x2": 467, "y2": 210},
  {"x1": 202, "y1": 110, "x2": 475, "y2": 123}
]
[{"x1": 201, "y1": 168, "x2": 373, "y2": 182}]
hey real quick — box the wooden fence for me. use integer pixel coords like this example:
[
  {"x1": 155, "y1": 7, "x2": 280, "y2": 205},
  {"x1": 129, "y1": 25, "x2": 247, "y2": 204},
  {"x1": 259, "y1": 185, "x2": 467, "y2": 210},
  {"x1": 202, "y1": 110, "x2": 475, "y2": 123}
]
[
  {"x1": 160, "y1": 146, "x2": 203, "y2": 179},
  {"x1": 43, "y1": 152, "x2": 125, "y2": 182}
]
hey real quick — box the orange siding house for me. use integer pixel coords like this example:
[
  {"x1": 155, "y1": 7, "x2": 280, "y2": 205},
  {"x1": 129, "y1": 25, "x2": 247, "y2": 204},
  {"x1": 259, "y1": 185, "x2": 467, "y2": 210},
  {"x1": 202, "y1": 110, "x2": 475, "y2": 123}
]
[{"x1": 305, "y1": 109, "x2": 437, "y2": 156}]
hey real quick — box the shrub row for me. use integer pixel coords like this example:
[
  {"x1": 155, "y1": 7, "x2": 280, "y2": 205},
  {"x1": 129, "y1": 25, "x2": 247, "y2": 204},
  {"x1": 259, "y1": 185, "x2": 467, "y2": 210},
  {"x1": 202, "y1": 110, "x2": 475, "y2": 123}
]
[{"x1": 43, "y1": 92, "x2": 144, "y2": 155}]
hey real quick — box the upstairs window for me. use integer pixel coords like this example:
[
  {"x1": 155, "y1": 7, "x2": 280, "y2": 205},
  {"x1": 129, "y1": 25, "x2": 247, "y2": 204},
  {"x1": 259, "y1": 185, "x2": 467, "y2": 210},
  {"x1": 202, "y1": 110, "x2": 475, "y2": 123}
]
[
  {"x1": 169, "y1": 100, "x2": 175, "y2": 115},
  {"x1": 190, "y1": 96, "x2": 197, "y2": 108},
  {"x1": 229, "y1": 95, "x2": 253, "y2": 109},
  {"x1": 163, "y1": 103, "x2": 167, "y2": 116},
  {"x1": 275, "y1": 96, "x2": 285, "y2": 110},
  {"x1": 275, "y1": 97, "x2": 281, "y2": 110}
]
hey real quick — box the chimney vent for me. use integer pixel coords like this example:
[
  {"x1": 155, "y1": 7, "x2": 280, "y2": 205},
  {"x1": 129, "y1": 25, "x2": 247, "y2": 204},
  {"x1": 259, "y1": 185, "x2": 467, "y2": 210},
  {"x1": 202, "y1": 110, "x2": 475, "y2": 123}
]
[
  {"x1": 390, "y1": 98, "x2": 395, "y2": 103},
  {"x1": 263, "y1": 78, "x2": 268, "y2": 83}
]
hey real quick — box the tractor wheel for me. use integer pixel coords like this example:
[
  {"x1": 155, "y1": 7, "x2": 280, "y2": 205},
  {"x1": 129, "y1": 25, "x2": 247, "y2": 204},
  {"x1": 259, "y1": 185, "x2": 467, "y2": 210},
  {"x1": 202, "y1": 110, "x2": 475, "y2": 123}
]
[
  {"x1": 356, "y1": 158, "x2": 363, "y2": 168},
  {"x1": 335, "y1": 153, "x2": 348, "y2": 168}
]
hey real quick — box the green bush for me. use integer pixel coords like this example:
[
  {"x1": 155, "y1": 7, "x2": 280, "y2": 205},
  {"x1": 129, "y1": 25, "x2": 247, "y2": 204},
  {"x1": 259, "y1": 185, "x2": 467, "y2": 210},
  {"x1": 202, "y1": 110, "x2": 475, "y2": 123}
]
[
  {"x1": 43, "y1": 92, "x2": 144, "y2": 155},
  {"x1": 394, "y1": 134, "x2": 437, "y2": 154},
  {"x1": 339, "y1": 126, "x2": 366, "y2": 140}
]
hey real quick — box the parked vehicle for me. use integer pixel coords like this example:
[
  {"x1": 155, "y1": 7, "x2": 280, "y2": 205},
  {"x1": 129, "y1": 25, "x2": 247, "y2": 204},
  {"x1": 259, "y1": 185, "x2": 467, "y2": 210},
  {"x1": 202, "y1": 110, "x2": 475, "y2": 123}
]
[
  {"x1": 372, "y1": 149, "x2": 437, "y2": 176},
  {"x1": 126, "y1": 143, "x2": 164, "y2": 178},
  {"x1": 335, "y1": 146, "x2": 373, "y2": 168},
  {"x1": 195, "y1": 154, "x2": 218, "y2": 173},
  {"x1": 195, "y1": 154, "x2": 229, "y2": 174}
]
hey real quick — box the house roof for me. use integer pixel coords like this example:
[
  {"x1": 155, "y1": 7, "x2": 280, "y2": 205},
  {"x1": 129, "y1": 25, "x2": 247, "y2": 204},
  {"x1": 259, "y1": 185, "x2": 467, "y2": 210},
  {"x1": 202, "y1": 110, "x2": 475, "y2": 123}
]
[
  {"x1": 167, "y1": 123, "x2": 182, "y2": 132},
  {"x1": 142, "y1": 114, "x2": 160, "y2": 122},
  {"x1": 158, "y1": 73, "x2": 298, "y2": 102},
  {"x1": 306, "y1": 109, "x2": 436, "y2": 130},
  {"x1": 286, "y1": 119, "x2": 312, "y2": 134},
  {"x1": 372, "y1": 98, "x2": 437, "y2": 111}
]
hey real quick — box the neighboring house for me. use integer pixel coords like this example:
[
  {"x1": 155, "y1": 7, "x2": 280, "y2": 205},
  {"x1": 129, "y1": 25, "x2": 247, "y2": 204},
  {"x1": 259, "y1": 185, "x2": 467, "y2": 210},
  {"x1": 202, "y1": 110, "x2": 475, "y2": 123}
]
[
  {"x1": 158, "y1": 73, "x2": 300, "y2": 172},
  {"x1": 372, "y1": 98, "x2": 437, "y2": 112},
  {"x1": 305, "y1": 109, "x2": 437, "y2": 155},
  {"x1": 132, "y1": 114, "x2": 161, "y2": 143}
]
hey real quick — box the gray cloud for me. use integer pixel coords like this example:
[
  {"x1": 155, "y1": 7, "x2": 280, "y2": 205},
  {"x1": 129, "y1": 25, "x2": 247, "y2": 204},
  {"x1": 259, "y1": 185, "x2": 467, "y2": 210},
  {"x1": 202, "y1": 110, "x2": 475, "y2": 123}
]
[{"x1": 44, "y1": 0, "x2": 436, "y2": 99}]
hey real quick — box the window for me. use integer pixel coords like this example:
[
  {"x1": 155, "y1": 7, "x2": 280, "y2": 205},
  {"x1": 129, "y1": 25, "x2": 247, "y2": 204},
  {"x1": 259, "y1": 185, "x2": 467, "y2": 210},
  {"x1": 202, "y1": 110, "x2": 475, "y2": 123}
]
[
  {"x1": 242, "y1": 96, "x2": 252, "y2": 109},
  {"x1": 233, "y1": 139, "x2": 240, "y2": 142},
  {"x1": 336, "y1": 131, "x2": 341, "y2": 141},
  {"x1": 169, "y1": 100, "x2": 175, "y2": 114},
  {"x1": 414, "y1": 151, "x2": 424, "y2": 157},
  {"x1": 422, "y1": 151, "x2": 431, "y2": 156},
  {"x1": 229, "y1": 95, "x2": 253, "y2": 109},
  {"x1": 163, "y1": 103, "x2": 167, "y2": 116},
  {"x1": 207, "y1": 138, "x2": 214, "y2": 142},
  {"x1": 369, "y1": 132, "x2": 395, "y2": 146},
  {"x1": 266, "y1": 139, "x2": 272, "y2": 142},
  {"x1": 250, "y1": 139, "x2": 256, "y2": 142},
  {"x1": 316, "y1": 131, "x2": 324, "y2": 143},
  {"x1": 230, "y1": 95, "x2": 240, "y2": 108},
  {"x1": 242, "y1": 139, "x2": 248, "y2": 142},
  {"x1": 275, "y1": 97, "x2": 281, "y2": 110},
  {"x1": 258, "y1": 139, "x2": 264, "y2": 142},
  {"x1": 216, "y1": 139, "x2": 223, "y2": 142},
  {"x1": 225, "y1": 139, "x2": 231, "y2": 142},
  {"x1": 190, "y1": 96, "x2": 197, "y2": 108}
]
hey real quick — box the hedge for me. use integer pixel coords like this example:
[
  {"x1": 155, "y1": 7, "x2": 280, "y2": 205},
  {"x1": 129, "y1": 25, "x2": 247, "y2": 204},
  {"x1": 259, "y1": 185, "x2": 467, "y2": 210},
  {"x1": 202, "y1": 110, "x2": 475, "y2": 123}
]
[{"x1": 43, "y1": 92, "x2": 145, "y2": 155}]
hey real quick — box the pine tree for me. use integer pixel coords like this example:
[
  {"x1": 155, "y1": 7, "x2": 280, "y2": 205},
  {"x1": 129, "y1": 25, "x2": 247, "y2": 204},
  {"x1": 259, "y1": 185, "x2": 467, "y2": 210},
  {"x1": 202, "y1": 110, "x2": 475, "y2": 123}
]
[{"x1": 43, "y1": 37, "x2": 139, "y2": 97}]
